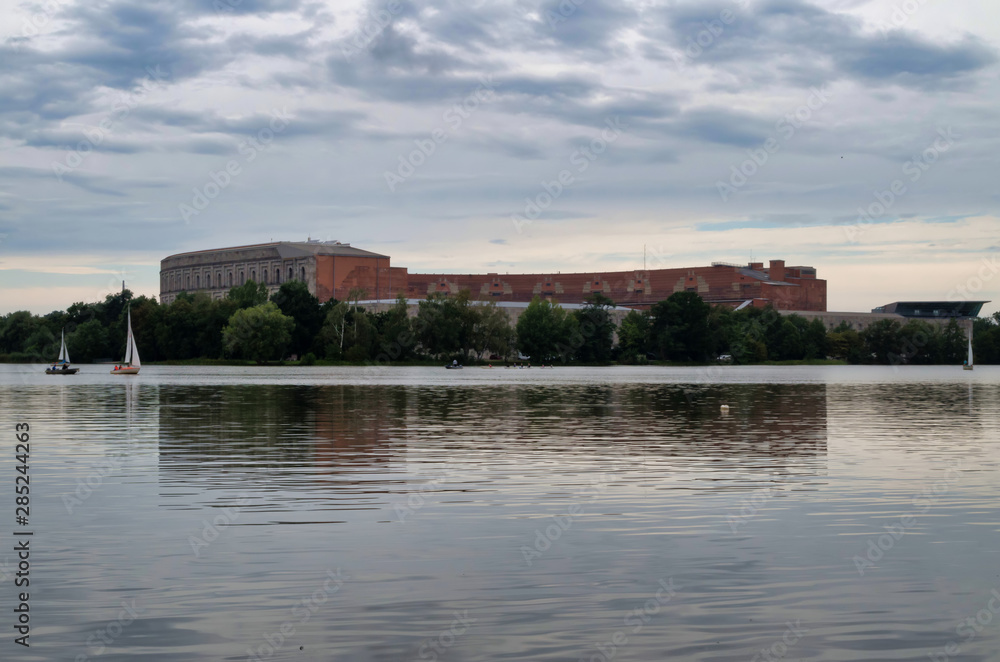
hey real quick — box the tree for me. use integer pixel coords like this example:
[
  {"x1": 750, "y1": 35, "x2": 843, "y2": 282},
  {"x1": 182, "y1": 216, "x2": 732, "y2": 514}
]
[
  {"x1": 515, "y1": 297, "x2": 575, "y2": 363},
  {"x1": 804, "y1": 318, "x2": 829, "y2": 359},
  {"x1": 317, "y1": 301, "x2": 350, "y2": 360},
  {"x1": 0, "y1": 311, "x2": 38, "y2": 354},
  {"x1": 861, "y1": 319, "x2": 902, "y2": 364},
  {"x1": 473, "y1": 300, "x2": 515, "y2": 360},
  {"x1": 222, "y1": 302, "x2": 294, "y2": 364},
  {"x1": 227, "y1": 280, "x2": 269, "y2": 309},
  {"x1": 270, "y1": 281, "x2": 322, "y2": 357},
  {"x1": 617, "y1": 309, "x2": 650, "y2": 363},
  {"x1": 973, "y1": 315, "x2": 1000, "y2": 365},
  {"x1": 68, "y1": 319, "x2": 110, "y2": 363},
  {"x1": 938, "y1": 319, "x2": 967, "y2": 365},
  {"x1": 649, "y1": 292, "x2": 711, "y2": 361},
  {"x1": 413, "y1": 291, "x2": 477, "y2": 360},
  {"x1": 573, "y1": 293, "x2": 616, "y2": 363},
  {"x1": 772, "y1": 317, "x2": 806, "y2": 361},
  {"x1": 375, "y1": 295, "x2": 416, "y2": 362},
  {"x1": 828, "y1": 323, "x2": 865, "y2": 363}
]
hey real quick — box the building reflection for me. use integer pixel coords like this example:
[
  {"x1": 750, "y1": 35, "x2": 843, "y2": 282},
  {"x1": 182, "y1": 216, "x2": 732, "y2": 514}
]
[{"x1": 157, "y1": 382, "x2": 828, "y2": 488}]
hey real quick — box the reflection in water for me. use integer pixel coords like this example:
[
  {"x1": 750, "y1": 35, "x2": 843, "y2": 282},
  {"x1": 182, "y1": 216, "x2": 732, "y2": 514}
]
[
  {"x1": 5, "y1": 367, "x2": 1000, "y2": 662},
  {"x1": 156, "y1": 383, "x2": 828, "y2": 488}
]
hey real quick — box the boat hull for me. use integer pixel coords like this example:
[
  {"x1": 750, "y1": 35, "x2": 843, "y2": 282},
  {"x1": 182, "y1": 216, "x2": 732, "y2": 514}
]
[
  {"x1": 111, "y1": 367, "x2": 140, "y2": 375},
  {"x1": 963, "y1": 365, "x2": 974, "y2": 371},
  {"x1": 45, "y1": 368, "x2": 79, "y2": 375}
]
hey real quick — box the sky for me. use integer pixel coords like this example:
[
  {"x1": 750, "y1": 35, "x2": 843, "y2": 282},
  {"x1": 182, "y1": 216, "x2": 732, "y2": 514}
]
[{"x1": 0, "y1": 0, "x2": 998, "y2": 316}]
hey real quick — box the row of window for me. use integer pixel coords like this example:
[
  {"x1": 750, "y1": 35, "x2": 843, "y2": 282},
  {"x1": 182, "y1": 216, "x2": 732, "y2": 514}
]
[{"x1": 165, "y1": 265, "x2": 307, "y2": 292}]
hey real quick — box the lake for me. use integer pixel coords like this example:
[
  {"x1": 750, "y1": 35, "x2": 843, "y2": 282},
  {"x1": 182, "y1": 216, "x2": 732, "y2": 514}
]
[{"x1": 1, "y1": 365, "x2": 998, "y2": 661}]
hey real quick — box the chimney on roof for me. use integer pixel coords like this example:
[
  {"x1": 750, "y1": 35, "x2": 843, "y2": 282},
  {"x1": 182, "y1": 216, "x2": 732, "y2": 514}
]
[
  {"x1": 769, "y1": 259, "x2": 785, "y2": 282},
  {"x1": 750, "y1": 262, "x2": 763, "y2": 271}
]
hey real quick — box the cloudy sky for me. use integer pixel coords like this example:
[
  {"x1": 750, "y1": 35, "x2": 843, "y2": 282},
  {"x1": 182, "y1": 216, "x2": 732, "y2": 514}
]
[{"x1": 0, "y1": 0, "x2": 998, "y2": 315}]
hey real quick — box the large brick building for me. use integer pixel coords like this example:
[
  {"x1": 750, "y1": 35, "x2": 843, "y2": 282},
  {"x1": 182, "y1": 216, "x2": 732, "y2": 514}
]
[
  {"x1": 160, "y1": 241, "x2": 403, "y2": 305},
  {"x1": 160, "y1": 241, "x2": 827, "y2": 311}
]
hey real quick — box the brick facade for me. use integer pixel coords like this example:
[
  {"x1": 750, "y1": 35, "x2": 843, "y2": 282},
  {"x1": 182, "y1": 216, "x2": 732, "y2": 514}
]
[{"x1": 161, "y1": 243, "x2": 826, "y2": 312}]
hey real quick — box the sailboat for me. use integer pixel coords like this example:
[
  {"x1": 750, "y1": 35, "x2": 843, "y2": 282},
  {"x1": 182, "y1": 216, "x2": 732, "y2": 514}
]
[
  {"x1": 45, "y1": 329, "x2": 79, "y2": 375},
  {"x1": 963, "y1": 328, "x2": 974, "y2": 371},
  {"x1": 111, "y1": 308, "x2": 141, "y2": 375}
]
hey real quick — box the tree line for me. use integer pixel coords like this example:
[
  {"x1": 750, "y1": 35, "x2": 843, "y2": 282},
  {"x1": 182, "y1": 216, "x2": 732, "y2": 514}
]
[{"x1": 1, "y1": 283, "x2": 997, "y2": 365}]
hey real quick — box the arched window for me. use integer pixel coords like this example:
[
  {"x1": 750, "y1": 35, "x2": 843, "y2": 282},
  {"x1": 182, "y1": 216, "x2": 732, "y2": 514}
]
[
  {"x1": 196, "y1": 275, "x2": 200, "y2": 288},
  {"x1": 228, "y1": 272, "x2": 233, "y2": 287},
  {"x1": 217, "y1": 272, "x2": 222, "y2": 287},
  {"x1": 186, "y1": 275, "x2": 190, "y2": 289},
  {"x1": 262, "y1": 269, "x2": 268, "y2": 284},
  {"x1": 288, "y1": 266, "x2": 293, "y2": 281},
  {"x1": 301, "y1": 266, "x2": 305, "y2": 281},
  {"x1": 240, "y1": 270, "x2": 245, "y2": 284},
  {"x1": 251, "y1": 270, "x2": 256, "y2": 282}
]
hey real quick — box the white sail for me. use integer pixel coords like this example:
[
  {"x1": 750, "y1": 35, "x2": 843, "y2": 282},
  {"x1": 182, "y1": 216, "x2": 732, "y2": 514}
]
[
  {"x1": 968, "y1": 336, "x2": 974, "y2": 367},
  {"x1": 130, "y1": 324, "x2": 141, "y2": 368},
  {"x1": 123, "y1": 309, "x2": 133, "y2": 365},
  {"x1": 58, "y1": 329, "x2": 69, "y2": 363}
]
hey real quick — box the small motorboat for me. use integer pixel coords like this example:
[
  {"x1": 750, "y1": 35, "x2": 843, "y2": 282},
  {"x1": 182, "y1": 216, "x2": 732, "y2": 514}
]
[
  {"x1": 446, "y1": 360, "x2": 463, "y2": 369},
  {"x1": 45, "y1": 329, "x2": 79, "y2": 374}
]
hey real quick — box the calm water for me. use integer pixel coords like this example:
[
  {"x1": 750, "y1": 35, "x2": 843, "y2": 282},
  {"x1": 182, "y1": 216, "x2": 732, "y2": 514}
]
[{"x1": 1, "y1": 365, "x2": 999, "y2": 661}]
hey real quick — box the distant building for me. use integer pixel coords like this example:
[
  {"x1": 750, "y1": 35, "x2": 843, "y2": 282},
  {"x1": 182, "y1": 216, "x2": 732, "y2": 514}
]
[
  {"x1": 159, "y1": 240, "x2": 400, "y2": 305},
  {"x1": 872, "y1": 301, "x2": 988, "y2": 318},
  {"x1": 160, "y1": 241, "x2": 826, "y2": 311}
]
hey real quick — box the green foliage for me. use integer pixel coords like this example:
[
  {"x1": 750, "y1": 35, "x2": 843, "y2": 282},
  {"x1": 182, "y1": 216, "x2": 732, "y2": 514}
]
[
  {"x1": 222, "y1": 302, "x2": 295, "y2": 364},
  {"x1": 473, "y1": 300, "x2": 515, "y2": 360},
  {"x1": 69, "y1": 320, "x2": 109, "y2": 363},
  {"x1": 573, "y1": 293, "x2": 616, "y2": 363},
  {"x1": 828, "y1": 327, "x2": 865, "y2": 362},
  {"x1": 973, "y1": 315, "x2": 1000, "y2": 364},
  {"x1": 270, "y1": 281, "x2": 323, "y2": 357},
  {"x1": 860, "y1": 319, "x2": 902, "y2": 364},
  {"x1": 649, "y1": 292, "x2": 711, "y2": 361},
  {"x1": 616, "y1": 309, "x2": 651, "y2": 363},
  {"x1": 227, "y1": 280, "x2": 269, "y2": 309},
  {"x1": 515, "y1": 297, "x2": 576, "y2": 363},
  {"x1": 376, "y1": 295, "x2": 417, "y2": 361},
  {"x1": 414, "y1": 291, "x2": 478, "y2": 359}
]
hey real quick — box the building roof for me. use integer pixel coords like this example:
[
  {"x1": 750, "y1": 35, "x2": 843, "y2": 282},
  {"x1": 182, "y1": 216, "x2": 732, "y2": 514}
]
[
  {"x1": 162, "y1": 240, "x2": 389, "y2": 262},
  {"x1": 872, "y1": 301, "x2": 990, "y2": 318}
]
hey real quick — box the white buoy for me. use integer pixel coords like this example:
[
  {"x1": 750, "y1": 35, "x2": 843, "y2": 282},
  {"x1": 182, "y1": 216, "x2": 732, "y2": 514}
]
[{"x1": 720, "y1": 404, "x2": 730, "y2": 413}]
